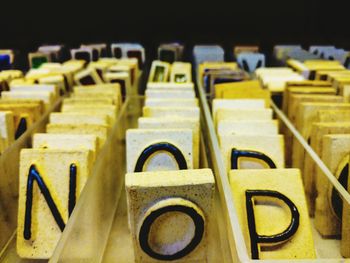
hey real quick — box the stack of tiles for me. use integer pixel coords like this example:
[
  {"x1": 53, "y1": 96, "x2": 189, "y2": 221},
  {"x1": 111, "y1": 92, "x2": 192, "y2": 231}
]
[
  {"x1": 21, "y1": 59, "x2": 86, "y2": 94},
  {"x1": 210, "y1": 63, "x2": 316, "y2": 259},
  {"x1": 214, "y1": 97, "x2": 284, "y2": 172},
  {"x1": 0, "y1": 68, "x2": 63, "y2": 154},
  {"x1": 132, "y1": 60, "x2": 198, "y2": 171},
  {"x1": 16, "y1": 71, "x2": 122, "y2": 258},
  {"x1": 281, "y1": 79, "x2": 350, "y2": 257},
  {"x1": 126, "y1": 60, "x2": 215, "y2": 262}
]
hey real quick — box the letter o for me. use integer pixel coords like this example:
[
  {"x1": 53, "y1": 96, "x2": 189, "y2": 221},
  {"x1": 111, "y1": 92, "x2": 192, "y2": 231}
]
[{"x1": 138, "y1": 198, "x2": 205, "y2": 260}]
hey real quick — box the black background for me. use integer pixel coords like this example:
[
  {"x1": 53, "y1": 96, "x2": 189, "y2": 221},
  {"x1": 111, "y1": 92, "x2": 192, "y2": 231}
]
[{"x1": 1, "y1": 0, "x2": 349, "y2": 61}]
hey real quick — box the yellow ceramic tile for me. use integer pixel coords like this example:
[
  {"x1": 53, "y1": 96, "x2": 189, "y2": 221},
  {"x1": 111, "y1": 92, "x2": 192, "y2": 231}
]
[
  {"x1": 10, "y1": 84, "x2": 59, "y2": 100},
  {"x1": 33, "y1": 133, "x2": 98, "y2": 161},
  {"x1": 263, "y1": 74, "x2": 304, "y2": 93},
  {"x1": 304, "y1": 122, "x2": 350, "y2": 216},
  {"x1": 217, "y1": 120, "x2": 278, "y2": 137},
  {"x1": 317, "y1": 110, "x2": 350, "y2": 122},
  {"x1": 62, "y1": 97, "x2": 114, "y2": 106},
  {"x1": 73, "y1": 84, "x2": 122, "y2": 107},
  {"x1": 17, "y1": 148, "x2": 93, "y2": 258},
  {"x1": 0, "y1": 111, "x2": 15, "y2": 151},
  {"x1": 282, "y1": 87, "x2": 336, "y2": 114},
  {"x1": 229, "y1": 169, "x2": 316, "y2": 259},
  {"x1": 314, "y1": 134, "x2": 350, "y2": 237},
  {"x1": 293, "y1": 102, "x2": 350, "y2": 169},
  {"x1": 212, "y1": 99, "x2": 266, "y2": 124},
  {"x1": 138, "y1": 117, "x2": 200, "y2": 169},
  {"x1": 1, "y1": 91, "x2": 55, "y2": 111},
  {"x1": 116, "y1": 58, "x2": 139, "y2": 80},
  {"x1": 125, "y1": 169, "x2": 215, "y2": 262},
  {"x1": 0, "y1": 103, "x2": 43, "y2": 129},
  {"x1": 146, "y1": 82, "x2": 194, "y2": 90},
  {"x1": 144, "y1": 98, "x2": 198, "y2": 108},
  {"x1": 145, "y1": 89, "x2": 195, "y2": 99},
  {"x1": 70, "y1": 93, "x2": 120, "y2": 109},
  {"x1": 255, "y1": 67, "x2": 294, "y2": 78},
  {"x1": 214, "y1": 80, "x2": 262, "y2": 98},
  {"x1": 342, "y1": 159, "x2": 350, "y2": 257},
  {"x1": 287, "y1": 94, "x2": 344, "y2": 125},
  {"x1": 148, "y1": 60, "x2": 171, "y2": 82},
  {"x1": 0, "y1": 69, "x2": 23, "y2": 80},
  {"x1": 216, "y1": 109, "x2": 273, "y2": 127},
  {"x1": 284, "y1": 95, "x2": 344, "y2": 167},
  {"x1": 17, "y1": 77, "x2": 44, "y2": 87},
  {"x1": 221, "y1": 88, "x2": 271, "y2": 107},
  {"x1": 170, "y1": 62, "x2": 192, "y2": 83},
  {"x1": 285, "y1": 80, "x2": 332, "y2": 87},
  {"x1": 143, "y1": 106, "x2": 200, "y2": 122},
  {"x1": 219, "y1": 134, "x2": 285, "y2": 171},
  {"x1": 38, "y1": 75, "x2": 66, "y2": 95},
  {"x1": 103, "y1": 72, "x2": 132, "y2": 96},
  {"x1": 338, "y1": 84, "x2": 350, "y2": 102},
  {"x1": 46, "y1": 123, "x2": 109, "y2": 150},
  {"x1": 49, "y1": 112, "x2": 110, "y2": 126},
  {"x1": 62, "y1": 60, "x2": 85, "y2": 72},
  {"x1": 61, "y1": 104, "x2": 117, "y2": 124},
  {"x1": 126, "y1": 129, "x2": 193, "y2": 173}
]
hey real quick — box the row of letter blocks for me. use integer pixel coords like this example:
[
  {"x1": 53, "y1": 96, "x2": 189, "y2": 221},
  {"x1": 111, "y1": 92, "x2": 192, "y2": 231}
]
[
  {"x1": 126, "y1": 61, "x2": 216, "y2": 262},
  {"x1": 280, "y1": 66, "x2": 350, "y2": 258},
  {"x1": 206, "y1": 60, "x2": 317, "y2": 260},
  {"x1": 17, "y1": 58, "x2": 123, "y2": 259}
]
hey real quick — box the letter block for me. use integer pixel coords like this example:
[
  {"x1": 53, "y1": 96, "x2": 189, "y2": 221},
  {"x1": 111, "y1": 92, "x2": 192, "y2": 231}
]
[
  {"x1": 126, "y1": 129, "x2": 193, "y2": 173},
  {"x1": 220, "y1": 135, "x2": 285, "y2": 171},
  {"x1": 46, "y1": 123, "x2": 109, "y2": 151},
  {"x1": 217, "y1": 120, "x2": 278, "y2": 137},
  {"x1": 32, "y1": 133, "x2": 98, "y2": 161},
  {"x1": 304, "y1": 122, "x2": 350, "y2": 215},
  {"x1": 293, "y1": 102, "x2": 350, "y2": 169},
  {"x1": 212, "y1": 99, "x2": 266, "y2": 124},
  {"x1": 315, "y1": 135, "x2": 350, "y2": 237},
  {"x1": 229, "y1": 169, "x2": 316, "y2": 259},
  {"x1": 342, "y1": 156, "x2": 350, "y2": 257},
  {"x1": 144, "y1": 98, "x2": 198, "y2": 108},
  {"x1": 49, "y1": 112, "x2": 110, "y2": 126},
  {"x1": 143, "y1": 107, "x2": 200, "y2": 122},
  {"x1": 216, "y1": 109, "x2": 273, "y2": 127},
  {"x1": 138, "y1": 117, "x2": 200, "y2": 169},
  {"x1": 17, "y1": 149, "x2": 93, "y2": 258},
  {"x1": 125, "y1": 169, "x2": 215, "y2": 262},
  {"x1": 145, "y1": 90, "x2": 195, "y2": 99},
  {"x1": 0, "y1": 111, "x2": 14, "y2": 151}
]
